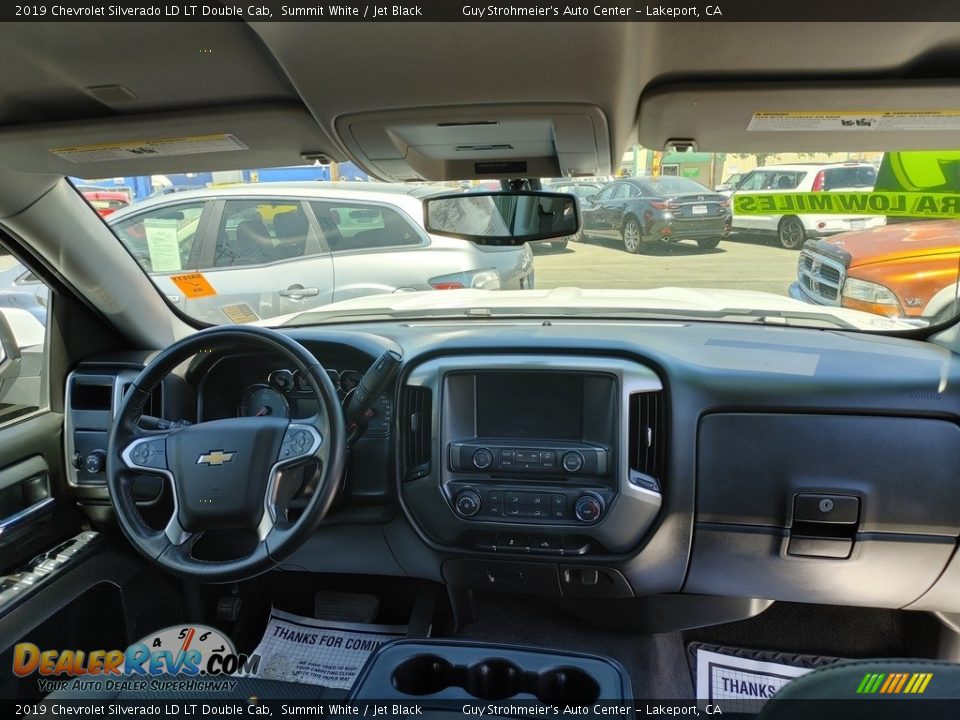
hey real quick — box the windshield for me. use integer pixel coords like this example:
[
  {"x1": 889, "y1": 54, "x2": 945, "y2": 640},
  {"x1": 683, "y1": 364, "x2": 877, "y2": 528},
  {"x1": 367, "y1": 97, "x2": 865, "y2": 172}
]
[{"x1": 84, "y1": 150, "x2": 960, "y2": 331}]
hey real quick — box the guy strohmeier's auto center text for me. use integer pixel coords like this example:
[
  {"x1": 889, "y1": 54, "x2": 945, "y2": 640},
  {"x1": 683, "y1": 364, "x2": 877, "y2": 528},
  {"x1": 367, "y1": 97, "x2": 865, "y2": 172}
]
[{"x1": 460, "y1": 5, "x2": 722, "y2": 18}]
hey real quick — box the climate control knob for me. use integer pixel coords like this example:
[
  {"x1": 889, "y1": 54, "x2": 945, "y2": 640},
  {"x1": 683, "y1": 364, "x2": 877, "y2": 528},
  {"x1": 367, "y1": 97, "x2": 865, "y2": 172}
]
[
  {"x1": 472, "y1": 448, "x2": 494, "y2": 470},
  {"x1": 454, "y1": 490, "x2": 482, "y2": 518},
  {"x1": 561, "y1": 451, "x2": 584, "y2": 473},
  {"x1": 574, "y1": 493, "x2": 604, "y2": 523}
]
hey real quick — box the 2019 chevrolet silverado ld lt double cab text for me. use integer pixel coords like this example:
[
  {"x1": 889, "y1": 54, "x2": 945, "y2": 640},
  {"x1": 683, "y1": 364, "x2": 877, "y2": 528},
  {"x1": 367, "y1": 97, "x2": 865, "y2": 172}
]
[{"x1": 0, "y1": 7, "x2": 959, "y2": 718}]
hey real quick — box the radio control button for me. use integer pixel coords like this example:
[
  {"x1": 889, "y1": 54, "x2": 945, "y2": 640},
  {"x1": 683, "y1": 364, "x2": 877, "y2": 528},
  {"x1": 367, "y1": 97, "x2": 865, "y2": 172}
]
[
  {"x1": 472, "y1": 448, "x2": 494, "y2": 470},
  {"x1": 551, "y1": 494, "x2": 566, "y2": 507},
  {"x1": 499, "y1": 450, "x2": 514, "y2": 466},
  {"x1": 488, "y1": 491, "x2": 502, "y2": 505},
  {"x1": 562, "y1": 451, "x2": 584, "y2": 473},
  {"x1": 504, "y1": 492, "x2": 522, "y2": 506},
  {"x1": 506, "y1": 506, "x2": 522, "y2": 517},
  {"x1": 516, "y1": 450, "x2": 539, "y2": 464},
  {"x1": 454, "y1": 490, "x2": 482, "y2": 517},
  {"x1": 540, "y1": 451, "x2": 556, "y2": 467},
  {"x1": 551, "y1": 509, "x2": 567, "y2": 520}
]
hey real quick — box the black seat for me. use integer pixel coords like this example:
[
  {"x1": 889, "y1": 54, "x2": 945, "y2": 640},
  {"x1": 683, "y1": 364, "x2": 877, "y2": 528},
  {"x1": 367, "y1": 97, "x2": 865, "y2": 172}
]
[{"x1": 272, "y1": 209, "x2": 310, "y2": 259}]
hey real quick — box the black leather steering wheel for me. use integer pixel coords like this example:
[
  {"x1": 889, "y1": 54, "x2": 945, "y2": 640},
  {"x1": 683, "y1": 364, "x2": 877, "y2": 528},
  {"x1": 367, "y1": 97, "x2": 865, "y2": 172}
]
[{"x1": 106, "y1": 326, "x2": 347, "y2": 583}]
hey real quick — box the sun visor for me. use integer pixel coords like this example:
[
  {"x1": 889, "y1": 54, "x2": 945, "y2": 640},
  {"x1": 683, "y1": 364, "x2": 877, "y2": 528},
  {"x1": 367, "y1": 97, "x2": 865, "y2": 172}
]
[
  {"x1": 335, "y1": 104, "x2": 612, "y2": 181},
  {"x1": 0, "y1": 104, "x2": 343, "y2": 177},
  {"x1": 639, "y1": 83, "x2": 960, "y2": 153}
]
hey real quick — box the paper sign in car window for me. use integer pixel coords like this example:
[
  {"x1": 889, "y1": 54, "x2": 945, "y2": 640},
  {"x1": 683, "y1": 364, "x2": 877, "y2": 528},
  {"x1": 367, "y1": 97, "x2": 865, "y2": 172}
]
[
  {"x1": 144, "y1": 218, "x2": 182, "y2": 272},
  {"x1": 734, "y1": 192, "x2": 960, "y2": 219},
  {"x1": 749, "y1": 111, "x2": 960, "y2": 131},
  {"x1": 170, "y1": 272, "x2": 216, "y2": 299}
]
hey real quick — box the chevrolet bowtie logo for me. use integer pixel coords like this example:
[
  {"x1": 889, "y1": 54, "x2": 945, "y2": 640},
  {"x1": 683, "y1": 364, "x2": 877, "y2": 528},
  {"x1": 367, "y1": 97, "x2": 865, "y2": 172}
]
[{"x1": 197, "y1": 450, "x2": 236, "y2": 466}]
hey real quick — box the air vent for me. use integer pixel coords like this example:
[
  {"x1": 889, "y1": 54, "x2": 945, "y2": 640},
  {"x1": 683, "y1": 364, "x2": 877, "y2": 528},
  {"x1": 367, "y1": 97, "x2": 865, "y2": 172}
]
[
  {"x1": 401, "y1": 386, "x2": 432, "y2": 481},
  {"x1": 628, "y1": 391, "x2": 665, "y2": 492}
]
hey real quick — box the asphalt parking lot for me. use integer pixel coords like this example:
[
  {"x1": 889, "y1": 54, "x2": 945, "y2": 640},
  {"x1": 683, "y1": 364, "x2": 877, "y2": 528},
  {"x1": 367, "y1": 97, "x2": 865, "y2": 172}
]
[{"x1": 532, "y1": 232, "x2": 798, "y2": 297}]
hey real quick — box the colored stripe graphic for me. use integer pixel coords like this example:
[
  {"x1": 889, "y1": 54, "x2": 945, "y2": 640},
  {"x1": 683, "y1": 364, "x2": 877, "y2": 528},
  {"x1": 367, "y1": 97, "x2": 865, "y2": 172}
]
[{"x1": 857, "y1": 671, "x2": 932, "y2": 694}]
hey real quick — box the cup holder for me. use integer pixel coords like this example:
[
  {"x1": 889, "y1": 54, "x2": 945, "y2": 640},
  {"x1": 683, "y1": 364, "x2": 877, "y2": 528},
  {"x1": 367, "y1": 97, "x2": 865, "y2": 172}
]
[
  {"x1": 390, "y1": 654, "x2": 601, "y2": 704},
  {"x1": 465, "y1": 659, "x2": 524, "y2": 700},
  {"x1": 392, "y1": 655, "x2": 453, "y2": 695},
  {"x1": 536, "y1": 667, "x2": 601, "y2": 705}
]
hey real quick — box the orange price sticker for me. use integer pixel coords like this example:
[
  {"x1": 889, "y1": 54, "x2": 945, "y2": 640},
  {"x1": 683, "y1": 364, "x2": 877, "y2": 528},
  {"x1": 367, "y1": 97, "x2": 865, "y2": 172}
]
[{"x1": 170, "y1": 272, "x2": 217, "y2": 299}]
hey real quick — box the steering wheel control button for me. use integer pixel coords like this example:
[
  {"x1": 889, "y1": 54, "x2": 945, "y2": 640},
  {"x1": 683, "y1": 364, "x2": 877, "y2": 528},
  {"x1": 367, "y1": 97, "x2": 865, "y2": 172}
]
[
  {"x1": 127, "y1": 439, "x2": 167, "y2": 470},
  {"x1": 561, "y1": 451, "x2": 584, "y2": 473},
  {"x1": 574, "y1": 493, "x2": 604, "y2": 523},
  {"x1": 472, "y1": 448, "x2": 494, "y2": 470},
  {"x1": 280, "y1": 425, "x2": 320, "y2": 460},
  {"x1": 454, "y1": 490, "x2": 482, "y2": 517}
]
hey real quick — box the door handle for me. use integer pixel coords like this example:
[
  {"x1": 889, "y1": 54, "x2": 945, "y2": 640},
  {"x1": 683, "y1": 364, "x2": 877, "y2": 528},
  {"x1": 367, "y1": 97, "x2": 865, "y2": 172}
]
[
  {"x1": 0, "y1": 497, "x2": 55, "y2": 536},
  {"x1": 279, "y1": 285, "x2": 320, "y2": 300}
]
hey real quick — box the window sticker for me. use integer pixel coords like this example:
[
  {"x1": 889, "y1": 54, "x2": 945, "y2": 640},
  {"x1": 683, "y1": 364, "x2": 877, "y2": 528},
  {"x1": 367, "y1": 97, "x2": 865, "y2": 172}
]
[
  {"x1": 749, "y1": 111, "x2": 960, "y2": 132},
  {"x1": 170, "y1": 272, "x2": 217, "y2": 299},
  {"x1": 144, "y1": 218, "x2": 182, "y2": 272}
]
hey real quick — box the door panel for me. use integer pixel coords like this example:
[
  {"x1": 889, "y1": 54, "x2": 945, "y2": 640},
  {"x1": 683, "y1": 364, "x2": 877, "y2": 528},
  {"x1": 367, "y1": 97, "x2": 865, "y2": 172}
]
[{"x1": 191, "y1": 198, "x2": 335, "y2": 323}]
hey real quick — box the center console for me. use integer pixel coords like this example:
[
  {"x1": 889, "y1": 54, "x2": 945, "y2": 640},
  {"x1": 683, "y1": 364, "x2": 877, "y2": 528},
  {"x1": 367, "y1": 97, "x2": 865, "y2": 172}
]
[
  {"x1": 349, "y1": 640, "x2": 632, "y2": 710},
  {"x1": 399, "y1": 355, "x2": 665, "y2": 568}
]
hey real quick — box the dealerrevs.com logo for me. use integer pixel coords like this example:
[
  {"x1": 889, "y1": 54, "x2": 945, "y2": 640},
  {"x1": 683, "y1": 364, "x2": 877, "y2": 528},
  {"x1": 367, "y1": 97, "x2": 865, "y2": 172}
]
[{"x1": 13, "y1": 625, "x2": 261, "y2": 694}]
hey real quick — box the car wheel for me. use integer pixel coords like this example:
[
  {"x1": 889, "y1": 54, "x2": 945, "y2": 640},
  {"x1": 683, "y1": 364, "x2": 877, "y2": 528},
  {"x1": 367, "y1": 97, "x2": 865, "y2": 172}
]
[
  {"x1": 551, "y1": 239, "x2": 569, "y2": 251},
  {"x1": 697, "y1": 237, "x2": 721, "y2": 250},
  {"x1": 777, "y1": 216, "x2": 806, "y2": 250},
  {"x1": 622, "y1": 219, "x2": 644, "y2": 254}
]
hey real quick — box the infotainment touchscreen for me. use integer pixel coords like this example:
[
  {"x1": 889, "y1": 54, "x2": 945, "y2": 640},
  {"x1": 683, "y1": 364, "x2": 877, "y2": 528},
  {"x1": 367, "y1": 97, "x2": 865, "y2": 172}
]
[{"x1": 475, "y1": 372, "x2": 583, "y2": 440}]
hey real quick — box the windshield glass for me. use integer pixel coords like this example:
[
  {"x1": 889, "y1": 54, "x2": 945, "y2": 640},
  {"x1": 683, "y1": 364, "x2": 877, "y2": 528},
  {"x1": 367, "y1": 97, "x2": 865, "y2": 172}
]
[{"x1": 83, "y1": 150, "x2": 960, "y2": 331}]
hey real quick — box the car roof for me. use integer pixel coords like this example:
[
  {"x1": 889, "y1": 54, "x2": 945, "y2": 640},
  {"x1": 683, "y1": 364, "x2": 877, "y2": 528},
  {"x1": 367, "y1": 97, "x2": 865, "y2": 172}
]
[{"x1": 106, "y1": 182, "x2": 446, "y2": 222}]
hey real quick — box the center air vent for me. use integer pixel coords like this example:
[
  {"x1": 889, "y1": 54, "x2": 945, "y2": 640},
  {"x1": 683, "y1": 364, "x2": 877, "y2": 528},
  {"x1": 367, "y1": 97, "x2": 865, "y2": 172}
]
[
  {"x1": 401, "y1": 386, "x2": 432, "y2": 481},
  {"x1": 628, "y1": 391, "x2": 665, "y2": 492}
]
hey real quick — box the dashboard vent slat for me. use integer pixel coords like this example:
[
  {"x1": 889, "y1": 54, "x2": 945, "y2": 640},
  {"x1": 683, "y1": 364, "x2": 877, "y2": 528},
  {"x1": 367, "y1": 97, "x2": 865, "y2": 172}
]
[
  {"x1": 628, "y1": 390, "x2": 665, "y2": 490},
  {"x1": 401, "y1": 386, "x2": 432, "y2": 481}
]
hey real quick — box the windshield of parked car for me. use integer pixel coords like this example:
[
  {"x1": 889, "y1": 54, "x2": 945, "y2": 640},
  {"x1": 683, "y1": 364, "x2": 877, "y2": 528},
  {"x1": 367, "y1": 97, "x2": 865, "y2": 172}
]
[{"x1": 78, "y1": 150, "x2": 960, "y2": 331}]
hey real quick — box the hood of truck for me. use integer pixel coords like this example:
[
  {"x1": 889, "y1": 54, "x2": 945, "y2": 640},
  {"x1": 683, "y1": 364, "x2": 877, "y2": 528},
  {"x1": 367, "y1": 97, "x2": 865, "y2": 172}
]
[{"x1": 817, "y1": 220, "x2": 960, "y2": 267}]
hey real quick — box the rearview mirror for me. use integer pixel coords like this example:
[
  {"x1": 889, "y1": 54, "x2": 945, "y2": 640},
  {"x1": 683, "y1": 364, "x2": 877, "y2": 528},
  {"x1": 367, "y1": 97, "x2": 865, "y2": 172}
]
[{"x1": 423, "y1": 191, "x2": 579, "y2": 245}]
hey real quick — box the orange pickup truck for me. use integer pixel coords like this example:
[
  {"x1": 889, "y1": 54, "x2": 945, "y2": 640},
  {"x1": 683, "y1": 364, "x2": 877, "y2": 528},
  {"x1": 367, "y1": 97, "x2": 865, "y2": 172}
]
[
  {"x1": 791, "y1": 221, "x2": 960, "y2": 323},
  {"x1": 790, "y1": 152, "x2": 960, "y2": 324}
]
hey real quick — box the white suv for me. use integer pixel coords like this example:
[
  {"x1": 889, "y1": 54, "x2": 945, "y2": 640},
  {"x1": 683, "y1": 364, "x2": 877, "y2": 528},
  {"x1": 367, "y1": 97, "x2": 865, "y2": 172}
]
[{"x1": 729, "y1": 162, "x2": 885, "y2": 249}]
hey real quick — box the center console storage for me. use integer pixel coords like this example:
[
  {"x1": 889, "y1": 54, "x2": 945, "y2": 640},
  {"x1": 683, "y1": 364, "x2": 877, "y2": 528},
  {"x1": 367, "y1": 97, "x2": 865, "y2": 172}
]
[
  {"x1": 349, "y1": 640, "x2": 632, "y2": 707},
  {"x1": 399, "y1": 355, "x2": 666, "y2": 558}
]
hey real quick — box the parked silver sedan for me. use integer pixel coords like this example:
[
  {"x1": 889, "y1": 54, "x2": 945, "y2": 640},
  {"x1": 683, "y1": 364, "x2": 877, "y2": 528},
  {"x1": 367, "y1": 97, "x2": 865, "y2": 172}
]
[{"x1": 1, "y1": 183, "x2": 535, "y2": 325}]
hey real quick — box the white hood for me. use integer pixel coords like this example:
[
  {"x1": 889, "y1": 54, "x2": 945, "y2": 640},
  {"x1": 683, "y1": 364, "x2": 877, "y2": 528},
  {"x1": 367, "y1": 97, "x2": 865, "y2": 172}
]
[{"x1": 259, "y1": 287, "x2": 911, "y2": 331}]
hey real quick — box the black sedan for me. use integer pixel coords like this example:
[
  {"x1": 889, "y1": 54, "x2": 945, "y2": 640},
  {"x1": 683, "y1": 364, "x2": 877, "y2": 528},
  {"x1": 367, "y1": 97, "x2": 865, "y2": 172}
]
[{"x1": 581, "y1": 177, "x2": 730, "y2": 253}]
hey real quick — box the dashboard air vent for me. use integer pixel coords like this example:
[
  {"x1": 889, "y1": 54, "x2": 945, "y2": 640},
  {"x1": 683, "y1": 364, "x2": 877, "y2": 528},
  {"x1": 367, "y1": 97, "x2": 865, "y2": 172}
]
[
  {"x1": 628, "y1": 390, "x2": 665, "y2": 492},
  {"x1": 401, "y1": 386, "x2": 432, "y2": 481}
]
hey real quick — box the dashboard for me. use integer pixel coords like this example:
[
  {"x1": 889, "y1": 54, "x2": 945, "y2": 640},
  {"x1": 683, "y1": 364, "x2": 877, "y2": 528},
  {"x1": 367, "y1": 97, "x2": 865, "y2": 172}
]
[{"x1": 65, "y1": 320, "x2": 960, "y2": 614}]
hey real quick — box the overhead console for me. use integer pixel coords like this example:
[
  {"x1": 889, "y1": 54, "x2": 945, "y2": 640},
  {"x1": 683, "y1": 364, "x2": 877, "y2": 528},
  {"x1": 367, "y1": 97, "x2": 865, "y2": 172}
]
[
  {"x1": 335, "y1": 104, "x2": 613, "y2": 181},
  {"x1": 398, "y1": 355, "x2": 664, "y2": 564}
]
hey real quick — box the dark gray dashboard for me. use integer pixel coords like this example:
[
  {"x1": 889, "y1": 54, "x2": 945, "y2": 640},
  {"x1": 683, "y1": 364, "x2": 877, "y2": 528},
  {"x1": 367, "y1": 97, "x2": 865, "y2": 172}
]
[{"x1": 69, "y1": 319, "x2": 960, "y2": 613}]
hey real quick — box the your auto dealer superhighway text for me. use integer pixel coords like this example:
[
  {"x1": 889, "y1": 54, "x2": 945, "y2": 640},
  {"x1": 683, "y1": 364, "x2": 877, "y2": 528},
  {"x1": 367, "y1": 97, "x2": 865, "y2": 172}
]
[{"x1": 461, "y1": 5, "x2": 722, "y2": 18}]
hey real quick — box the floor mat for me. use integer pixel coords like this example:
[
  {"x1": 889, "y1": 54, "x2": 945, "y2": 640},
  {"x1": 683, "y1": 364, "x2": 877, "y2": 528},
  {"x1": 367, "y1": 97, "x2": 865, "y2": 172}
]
[
  {"x1": 688, "y1": 642, "x2": 845, "y2": 714},
  {"x1": 248, "y1": 608, "x2": 406, "y2": 689}
]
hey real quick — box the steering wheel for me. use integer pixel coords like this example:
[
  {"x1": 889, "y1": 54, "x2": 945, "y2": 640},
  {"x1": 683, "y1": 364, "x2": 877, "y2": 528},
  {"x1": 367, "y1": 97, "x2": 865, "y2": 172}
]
[{"x1": 106, "y1": 326, "x2": 347, "y2": 583}]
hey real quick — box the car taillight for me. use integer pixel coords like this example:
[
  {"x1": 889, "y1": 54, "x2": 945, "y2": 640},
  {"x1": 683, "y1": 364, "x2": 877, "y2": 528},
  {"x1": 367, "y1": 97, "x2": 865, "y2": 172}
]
[
  {"x1": 811, "y1": 170, "x2": 826, "y2": 191},
  {"x1": 429, "y1": 270, "x2": 501, "y2": 291},
  {"x1": 650, "y1": 200, "x2": 678, "y2": 211}
]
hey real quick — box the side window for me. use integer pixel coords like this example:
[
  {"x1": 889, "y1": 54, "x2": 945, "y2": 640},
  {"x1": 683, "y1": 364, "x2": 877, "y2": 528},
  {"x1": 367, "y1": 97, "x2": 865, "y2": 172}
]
[
  {"x1": 112, "y1": 202, "x2": 206, "y2": 273},
  {"x1": 579, "y1": 186, "x2": 601, "y2": 200},
  {"x1": 212, "y1": 200, "x2": 318, "y2": 268},
  {"x1": 310, "y1": 201, "x2": 422, "y2": 252},
  {"x1": 0, "y1": 244, "x2": 50, "y2": 424},
  {"x1": 592, "y1": 185, "x2": 617, "y2": 203},
  {"x1": 736, "y1": 172, "x2": 765, "y2": 191},
  {"x1": 607, "y1": 184, "x2": 630, "y2": 201},
  {"x1": 622, "y1": 185, "x2": 641, "y2": 199}
]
